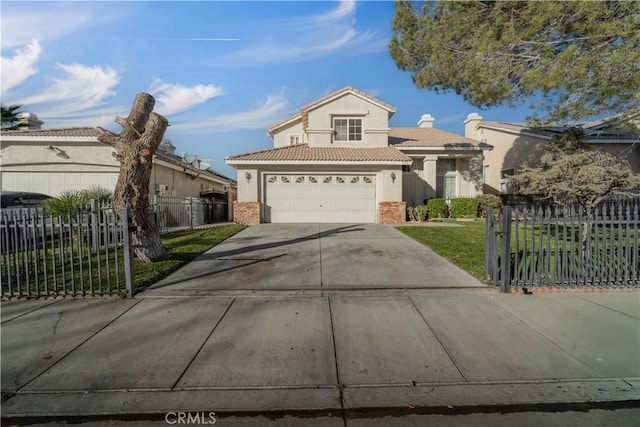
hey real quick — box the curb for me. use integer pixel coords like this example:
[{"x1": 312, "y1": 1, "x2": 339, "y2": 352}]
[{"x1": 2, "y1": 379, "x2": 638, "y2": 423}]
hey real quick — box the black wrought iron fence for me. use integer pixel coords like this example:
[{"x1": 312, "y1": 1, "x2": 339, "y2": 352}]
[
  {"x1": 152, "y1": 196, "x2": 228, "y2": 233},
  {"x1": 1, "y1": 204, "x2": 134, "y2": 298},
  {"x1": 486, "y1": 199, "x2": 640, "y2": 292}
]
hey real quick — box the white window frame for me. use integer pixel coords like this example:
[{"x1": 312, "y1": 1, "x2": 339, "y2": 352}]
[
  {"x1": 435, "y1": 158, "x2": 458, "y2": 199},
  {"x1": 333, "y1": 117, "x2": 362, "y2": 142},
  {"x1": 289, "y1": 135, "x2": 301, "y2": 145}
]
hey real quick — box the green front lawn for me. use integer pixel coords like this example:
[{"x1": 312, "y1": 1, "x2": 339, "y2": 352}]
[
  {"x1": 134, "y1": 224, "x2": 245, "y2": 290},
  {"x1": 396, "y1": 221, "x2": 486, "y2": 282}
]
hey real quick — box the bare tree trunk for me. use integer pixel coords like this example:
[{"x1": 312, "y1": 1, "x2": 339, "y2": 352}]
[{"x1": 98, "y1": 93, "x2": 168, "y2": 262}]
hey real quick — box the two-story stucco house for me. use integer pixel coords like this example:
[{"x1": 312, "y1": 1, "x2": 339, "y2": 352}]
[
  {"x1": 226, "y1": 87, "x2": 486, "y2": 225},
  {"x1": 464, "y1": 113, "x2": 640, "y2": 195}
]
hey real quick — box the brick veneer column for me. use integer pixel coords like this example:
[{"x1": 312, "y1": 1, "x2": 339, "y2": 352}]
[
  {"x1": 233, "y1": 201, "x2": 261, "y2": 225},
  {"x1": 377, "y1": 201, "x2": 406, "y2": 224}
]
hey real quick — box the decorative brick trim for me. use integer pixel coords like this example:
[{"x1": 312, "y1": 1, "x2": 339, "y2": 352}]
[
  {"x1": 233, "y1": 201, "x2": 261, "y2": 225},
  {"x1": 378, "y1": 201, "x2": 406, "y2": 224}
]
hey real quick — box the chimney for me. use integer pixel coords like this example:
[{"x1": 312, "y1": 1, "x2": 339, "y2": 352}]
[
  {"x1": 17, "y1": 112, "x2": 43, "y2": 130},
  {"x1": 464, "y1": 113, "x2": 482, "y2": 138},
  {"x1": 159, "y1": 139, "x2": 176, "y2": 155},
  {"x1": 417, "y1": 114, "x2": 434, "y2": 128}
]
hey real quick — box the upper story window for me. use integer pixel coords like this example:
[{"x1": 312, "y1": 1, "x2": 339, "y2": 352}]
[
  {"x1": 290, "y1": 135, "x2": 301, "y2": 145},
  {"x1": 333, "y1": 118, "x2": 362, "y2": 142}
]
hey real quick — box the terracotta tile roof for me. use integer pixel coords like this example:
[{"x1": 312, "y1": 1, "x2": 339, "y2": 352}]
[
  {"x1": 226, "y1": 144, "x2": 411, "y2": 163},
  {"x1": 389, "y1": 127, "x2": 480, "y2": 148},
  {"x1": 0, "y1": 127, "x2": 107, "y2": 137}
]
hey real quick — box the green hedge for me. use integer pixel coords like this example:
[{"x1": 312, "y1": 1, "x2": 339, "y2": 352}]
[
  {"x1": 450, "y1": 198, "x2": 479, "y2": 218},
  {"x1": 426, "y1": 198, "x2": 447, "y2": 218},
  {"x1": 476, "y1": 194, "x2": 503, "y2": 218}
]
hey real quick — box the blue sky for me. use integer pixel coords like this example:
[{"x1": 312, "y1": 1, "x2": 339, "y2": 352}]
[{"x1": 1, "y1": 0, "x2": 536, "y2": 178}]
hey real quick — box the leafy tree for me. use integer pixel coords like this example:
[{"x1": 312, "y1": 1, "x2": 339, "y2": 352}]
[
  {"x1": 507, "y1": 127, "x2": 640, "y2": 207},
  {"x1": 390, "y1": 1, "x2": 640, "y2": 123},
  {"x1": 1, "y1": 104, "x2": 23, "y2": 130}
]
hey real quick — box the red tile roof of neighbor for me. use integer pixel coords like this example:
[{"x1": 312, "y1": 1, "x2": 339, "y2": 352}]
[
  {"x1": 388, "y1": 128, "x2": 480, "y2": 147},
  {"x1": 226, "y1": 144, "x2": 412, "y2": 163}
]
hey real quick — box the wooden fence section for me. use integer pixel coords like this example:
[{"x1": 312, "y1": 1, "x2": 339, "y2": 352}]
[{"x1": 486, "y1": 199, "x2": 640, "y2": 292}]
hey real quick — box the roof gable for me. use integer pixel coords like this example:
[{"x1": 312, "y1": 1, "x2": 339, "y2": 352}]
[
  {"x1": 267, "y1": 86, "x2": 396, "y2": 136},
  {"x1": 299, "y1": 86, "x2": 396, "y2": 114}
]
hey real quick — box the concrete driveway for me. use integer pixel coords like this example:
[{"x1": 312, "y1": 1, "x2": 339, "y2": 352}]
[{"x1": 144, "y1": 224, "x2": 484, "y2": 296}]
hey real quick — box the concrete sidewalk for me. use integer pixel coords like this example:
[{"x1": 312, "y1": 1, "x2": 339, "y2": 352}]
[{"x1": 1, "y1": 288, "x2": 639, "y2": 423}]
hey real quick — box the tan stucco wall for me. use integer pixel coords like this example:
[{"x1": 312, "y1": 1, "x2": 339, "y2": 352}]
[
  {"x1": 399, "y1": 150, "x2": 483, "y2": 205},
  {"x1": 149, "y1": 164, "x2": 230, "y2": 199},
  {"x1": 272, "y1": 121, "x2": 305, "y2": 148},
  {"x1": 479, "y1": 128, "x2": 546, "y2": 192},
  {"x1": 0, "y1": 140, "x2": 120, "y2": 196},
  {"x1": 469, "y1": 124, "x2": 640, "y2": 193},
  {"x1": 234, "y1": 167, "x2": 260, "y2": 202},
  {"x1": 305, "y1": 93, "x2": 390, "y2": 148}
]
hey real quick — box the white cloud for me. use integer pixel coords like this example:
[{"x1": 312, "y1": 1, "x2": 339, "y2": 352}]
[
  {"x1": 213, "y1": 1, "x2": 386, "y2": 66},
  {"x1": 16, "y1": 63, "x2": 119, "y2": 113},
  {"x1": 1, "y1": 39, "x2": 42, "y2": 95},
  {"x1": 170, "y1": 90, "x2": 288, "y2": 134},
  {"x1": 285, "y1": 0, "x2": 356, "y2": 29},
  {"x1": 150, "y1": 80, "x2": 223, "y2": 116}
]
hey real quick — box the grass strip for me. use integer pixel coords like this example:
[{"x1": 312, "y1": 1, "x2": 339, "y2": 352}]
[{"x1": 396, "y1": 221, "x2": 486, "y2": 282}]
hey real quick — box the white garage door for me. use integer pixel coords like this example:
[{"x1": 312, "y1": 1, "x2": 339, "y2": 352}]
[{"x1": 264, "y1": 174, "x2": 376, "y2": 223}]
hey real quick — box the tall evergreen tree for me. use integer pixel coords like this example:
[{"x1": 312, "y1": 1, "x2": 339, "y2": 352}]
[{"x1": 390, "y1": 1, "x2": 640, "y2": 124}]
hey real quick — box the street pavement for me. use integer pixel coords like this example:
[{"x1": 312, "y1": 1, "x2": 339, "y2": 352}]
[{"x1": 1, "y1": 224, "x2": 639, "y2": 425}]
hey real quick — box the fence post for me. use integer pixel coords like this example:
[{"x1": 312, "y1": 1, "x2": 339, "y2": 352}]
[
  {"x1": 485, "y1": 208, "x2": 494, "y2": 284},
  {"x1": 90, "y1": 199, "x2": 99, "y2": 253},
  {"x1": 121, "y1": 208, "x2": 135, "y2": 298},
  {"x1": 190, "y1": 197, "x2": 194, "y2": 228},
  {"x1": 500, "y1": 206, "x2": 512, "y2": 293}
]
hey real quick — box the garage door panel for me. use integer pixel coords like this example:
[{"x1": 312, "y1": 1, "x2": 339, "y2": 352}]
[{"x1": 265, "y1": 174, "x2": 376, "y2": 223}]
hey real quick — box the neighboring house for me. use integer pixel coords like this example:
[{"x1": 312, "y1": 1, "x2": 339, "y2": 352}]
[
  {"x1": 0, "y1": 114, "x2": 237, "y2": 218},
  {"x1": 226, "y1": 86, "x2": 486, "y2": 225},
  {"x1": 464, "y1": 113, "x2": 640, "y2": 195}
]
